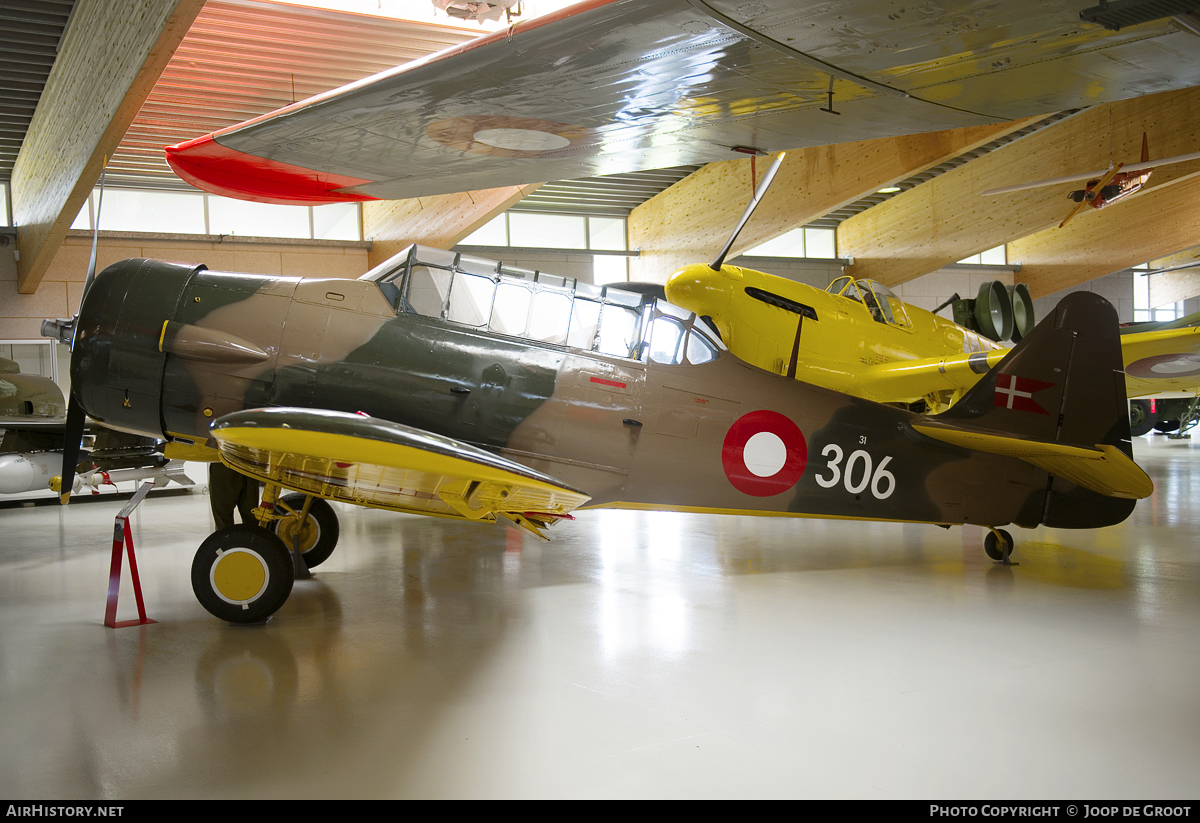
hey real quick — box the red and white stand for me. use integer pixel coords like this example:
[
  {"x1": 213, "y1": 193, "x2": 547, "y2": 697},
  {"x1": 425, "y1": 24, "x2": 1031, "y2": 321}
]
[{"x1": 104, "y1": 481, "x2": 157, "y2": 628}]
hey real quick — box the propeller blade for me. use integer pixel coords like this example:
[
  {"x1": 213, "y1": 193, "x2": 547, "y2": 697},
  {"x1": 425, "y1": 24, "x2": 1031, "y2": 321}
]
[
  {"x1": 56, "y1": 392, "x2": 87, "y2": 505},
  {"x1": 710, "y1": 152, "x2": 787, "y2": 271},
  {"x1": 79, "y1": 162, "x2": 107, "y2": 311}
]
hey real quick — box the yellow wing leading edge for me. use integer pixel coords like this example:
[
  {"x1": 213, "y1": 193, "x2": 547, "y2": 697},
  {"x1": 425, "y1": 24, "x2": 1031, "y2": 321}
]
[{"x1": 210, "y1": 407, "x2": 590, "y2": 539}]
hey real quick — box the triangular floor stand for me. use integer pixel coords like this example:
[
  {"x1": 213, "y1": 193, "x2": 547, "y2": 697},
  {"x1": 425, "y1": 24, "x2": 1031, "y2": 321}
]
[{"x1": 104, "y1": 481, "x2": 158, "y2": 628}]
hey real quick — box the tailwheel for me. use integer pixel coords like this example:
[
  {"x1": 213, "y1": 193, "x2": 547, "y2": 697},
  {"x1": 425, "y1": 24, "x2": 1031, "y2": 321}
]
[
  {"x1": 983, "y1": 528, "x2": 1017, "y2": 566},
  {"x1": 191, "y1": 525, "x2": 296, "y2": 623},
  {"x1": 270, "y1": 493, "x2": 340, "y2": 568}
]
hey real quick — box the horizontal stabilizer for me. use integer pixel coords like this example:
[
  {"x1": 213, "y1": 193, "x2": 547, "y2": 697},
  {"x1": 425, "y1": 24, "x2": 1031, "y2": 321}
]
[
  {"x1": 919, "y1": 291, "x2": 1152, "y2": 523},
  {"x1": 911, "y1": 425, "x2": 1152, "y2": 499}
]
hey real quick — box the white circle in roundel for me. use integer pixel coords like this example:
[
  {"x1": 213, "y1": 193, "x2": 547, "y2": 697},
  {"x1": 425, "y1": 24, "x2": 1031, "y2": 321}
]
[
  {"x1": 472, "y1": 128, "x2": 571, "y2": 151},
  {"x1": 1151, "y1": 357, "x2": 1200, "y2": 374},
  {"x1": 743, "y1": 431, "x2": 788, "y2": 477}
]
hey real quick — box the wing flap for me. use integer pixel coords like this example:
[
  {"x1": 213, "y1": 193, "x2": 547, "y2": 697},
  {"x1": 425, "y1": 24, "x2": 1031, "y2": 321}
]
[{"x1": 210, "y1": 408, "x2": 589, "y2": 536}]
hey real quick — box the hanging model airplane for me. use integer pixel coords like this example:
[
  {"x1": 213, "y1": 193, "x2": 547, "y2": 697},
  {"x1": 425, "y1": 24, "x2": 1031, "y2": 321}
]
[
  {"x1": 42, "y1": 245, "x2": 1150, "y2": 623},
  {"x1": 662, "y1": 153, "x2": 1200, "y2": 418},
  {"x1": 980, "y1": 133, "x2": 1200, "y2": 227},
  {"x1": 161, "y1": 0, "x2": 1200, "y2": 206}
]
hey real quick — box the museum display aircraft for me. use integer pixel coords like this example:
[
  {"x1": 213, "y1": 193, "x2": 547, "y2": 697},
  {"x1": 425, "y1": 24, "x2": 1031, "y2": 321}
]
[
  {"x1": 980, "y1": 134, "x2": 1200, "y2": 227},
  {"x1": 0, "y1": 357, "x2": 192, "y2": 497},
  {"x1": 664, "y1": 235, "x2": 1200, "y2": 416},
  {"x1": 658, "y1": 151, "x2": 1200, "y2": 419},
  {"x1": 162, "y1": 0, "x2": 1200, "y2": 206},
  {"x1": 44, "y1": 245, "x2": 1150, "y2": 623}
]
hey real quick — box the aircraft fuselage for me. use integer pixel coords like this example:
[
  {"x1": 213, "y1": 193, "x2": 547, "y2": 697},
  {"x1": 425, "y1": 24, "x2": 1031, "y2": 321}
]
[{"x1": 68, "y1": 255, "x2": 1136, "y2": 532}]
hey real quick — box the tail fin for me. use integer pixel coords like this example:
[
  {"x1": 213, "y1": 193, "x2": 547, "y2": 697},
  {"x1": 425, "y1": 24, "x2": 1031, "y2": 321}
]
[{"x1": 913, "y1": 291, "x2": 1150, "y2": 528}]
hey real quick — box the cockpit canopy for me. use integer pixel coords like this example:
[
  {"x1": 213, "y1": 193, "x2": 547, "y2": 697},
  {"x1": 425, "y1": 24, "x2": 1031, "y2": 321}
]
[
  {"x1": 826, "y1": 275, "x2": 911, "y2": 329},
  {"x1": 362, "y1": 245, "x2": 724, "y2": 366}
]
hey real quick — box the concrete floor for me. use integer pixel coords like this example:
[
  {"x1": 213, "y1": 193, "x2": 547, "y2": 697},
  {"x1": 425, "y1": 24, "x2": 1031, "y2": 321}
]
[{"x1": 1, "y1": 435, "x2": 1198, "y2": 799}]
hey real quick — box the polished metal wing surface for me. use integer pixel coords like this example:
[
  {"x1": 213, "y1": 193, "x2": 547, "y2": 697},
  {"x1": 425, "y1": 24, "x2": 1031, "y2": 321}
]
[{"x1": 166, "y1": 0, "x2": 1200, "y2": 204}]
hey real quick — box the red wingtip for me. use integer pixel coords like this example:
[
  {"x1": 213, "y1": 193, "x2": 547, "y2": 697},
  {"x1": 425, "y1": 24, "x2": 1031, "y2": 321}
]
[{"x1": 165, "y1": 134, "x2": 377, "y2": 206}]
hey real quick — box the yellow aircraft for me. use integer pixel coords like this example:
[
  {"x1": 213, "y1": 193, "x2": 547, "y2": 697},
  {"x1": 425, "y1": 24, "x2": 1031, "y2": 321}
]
[{"x1": 663, "y1": 156, "x2": 1200, "y2": 418}]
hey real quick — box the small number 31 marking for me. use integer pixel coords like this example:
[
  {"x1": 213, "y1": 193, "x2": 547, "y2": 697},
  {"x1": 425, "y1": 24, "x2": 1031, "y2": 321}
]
[{"x1": 814, "y1": 444, "x2": 895, "y2": 499}]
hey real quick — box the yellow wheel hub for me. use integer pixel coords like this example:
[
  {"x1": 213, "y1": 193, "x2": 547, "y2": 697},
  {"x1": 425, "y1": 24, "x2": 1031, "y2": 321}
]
[
  {"x1": 211, "y1": 549, "x2": 268, "y2": 604},
  {"x1": 276, "y1": 514, "x2": 318, "y2": 553}
]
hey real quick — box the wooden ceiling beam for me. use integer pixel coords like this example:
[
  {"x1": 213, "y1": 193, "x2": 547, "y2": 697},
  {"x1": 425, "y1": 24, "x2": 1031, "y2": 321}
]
[
  {"x1": 1009, "y1": 173, "x2": 1200, "y2": 298},
  {"x1": 626, "y1": 119, "x2": 1044, "y2": 284},
  {"x1": 11, "y1": 0, "x2": 206, "y2": 294},
  {"x1": 840, "y1": 85, "x2": 1200, "y2": 289},
  {"x1": 362, "y1": 184, "x2": 542, "y2": 269}
]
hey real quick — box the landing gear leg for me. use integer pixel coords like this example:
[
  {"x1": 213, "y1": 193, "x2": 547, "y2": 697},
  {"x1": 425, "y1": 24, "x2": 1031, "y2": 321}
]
[
  {"x1": 262, "y1": 489, "x2": 341, "y2": 578},
  {"x1": 983, "y1": 527, "x2": 1018, "y2": 566}
]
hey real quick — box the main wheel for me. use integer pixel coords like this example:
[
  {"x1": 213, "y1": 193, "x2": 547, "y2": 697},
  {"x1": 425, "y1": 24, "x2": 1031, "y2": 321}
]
[
  {"x1": 1129, "y1": 400, "x2": 1156, "y2": 437},
  {"x1": 270, "y1": 494, "x2": 340, "y2": 568},
  {"x1": 191, "y1": 525, "x2": 295, "y2": 623},
  {"x1": 983, "y1": 528, "x2": 1014, "y2": 561}
]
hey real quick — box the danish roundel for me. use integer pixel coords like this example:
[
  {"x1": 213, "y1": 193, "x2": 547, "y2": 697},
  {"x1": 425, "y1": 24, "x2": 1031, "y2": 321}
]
[{"x1": 721, "y1": 410, "x2": 808, "y2": 497}]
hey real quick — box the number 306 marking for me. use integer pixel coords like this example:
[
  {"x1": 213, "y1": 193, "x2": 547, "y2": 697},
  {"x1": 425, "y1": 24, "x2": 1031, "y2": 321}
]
[{"x1": 814, "y1": 444, "x2": 895, "y2": 499}]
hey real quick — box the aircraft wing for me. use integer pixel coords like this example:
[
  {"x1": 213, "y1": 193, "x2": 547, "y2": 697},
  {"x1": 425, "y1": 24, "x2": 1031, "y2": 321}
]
[
  {"x1": 209, "y1": 407, "x2": 590, "y2": 538},
  {"x1": 163, "y1": 0, "x2": 1200, "y2": 204},
  {"x1": 1120, "y1": 324, "x2": 1200, "y2": 397},
  {"x1": 854, "y1": 323, "x2": 1200, "y2": 405}
]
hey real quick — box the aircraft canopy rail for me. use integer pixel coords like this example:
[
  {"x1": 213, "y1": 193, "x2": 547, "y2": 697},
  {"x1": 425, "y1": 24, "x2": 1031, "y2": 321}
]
[
  {"x1": 826, "y1": 276, "x2": 912, "y2": 330},
  {"x1": 361, "y1": 244, "x2": 723, "y2": 365}
]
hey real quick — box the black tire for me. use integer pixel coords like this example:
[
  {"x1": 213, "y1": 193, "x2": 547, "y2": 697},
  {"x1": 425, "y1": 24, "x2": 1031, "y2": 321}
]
[
  {"x1": 1129, "y1": 400, "x2": 1156, "y2": 437},
  {"x1": 1155, "y1": 419, "x2": 1180, "y2": 433},
  {"x1": 270, "y1": 494, "x2": 340, "y2": 568},
  {"x1": 983, "y1": 528, "x2": 1014, "y2": 561},
  {"x1": 191, "y1": 525, "x2": 295, "y2": 623}
]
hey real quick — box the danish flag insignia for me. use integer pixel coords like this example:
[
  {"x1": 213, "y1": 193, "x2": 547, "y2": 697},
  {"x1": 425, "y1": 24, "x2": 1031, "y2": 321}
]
[{"x1": 993, "y1": 373, "x2": 1055, "y2": 415}]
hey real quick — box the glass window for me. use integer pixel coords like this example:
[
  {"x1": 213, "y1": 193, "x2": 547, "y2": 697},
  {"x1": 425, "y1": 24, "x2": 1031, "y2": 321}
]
[
  {"x1": 71, "y1": 196, "x2": 91, "y2": 231},
  {"x1": 446, "y1": 272, "x2": 496, "y2": 328},
  {"x1": 567, "y1": 298, "x2": 602, "y2": 350},
  {"x1": 0, "y1": 342, "x2": 54, "y2": 380},
  {"x1": 588, "y1": 217, "x2": 626, "y2": 250},
  {"x1": 490, "y1": 282, "x2": 532, "y2": 337},
  {"x1": 597, "y1": 305, "x2": 641, "y2": 359},
  {"x1": 686, "y1": 329, "x2": 718, "y2": 364},
  {"x1": 461, "y1": 214, "x2": 508, "y2": 246},
  {"x1": 98, "y1": 189, "x2": 206, "y2": 234},
  {"x1": 593, "y1": 255, "x2": 628, "y2": 285},
  {"x1": 648, "y1": 316, "x2": 686, "y2": 364},
  {"x1": 827, "y1": 275, "x2": 852, "y2": 295},
  {"x1": 313, "y1": 203, "x2": 361, "y2": 240},
  {"x1": 1133, "y1": 270, "x2": 1151, "y2": 322},
  {"x1": 744, "y1": 228, "x2": 805, "y2": 258},
  {"x1": 527, "y1": 290, "x2": 571, "y2": 343},
  {"x1": 805, "y1": 228, "x2": 836, "y2": 259},
  {"x1": 509, "y1": 213, "x2": 586, "y2": 249},
  {"x1": 208, "y1": 196, "x2": 310, "y2": 239},
  {"x1": 407, "y1": 266, "x2": 452, "y2": 317},
  {"x1": 979, "y1": 245, "x2": 1007, "y2": 266}
]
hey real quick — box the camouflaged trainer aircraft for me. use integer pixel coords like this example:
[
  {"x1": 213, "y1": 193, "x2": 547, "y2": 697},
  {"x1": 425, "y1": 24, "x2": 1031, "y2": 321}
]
[{"x1": 44, "y1": 244, "x2": 1151, "y2": 623}]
